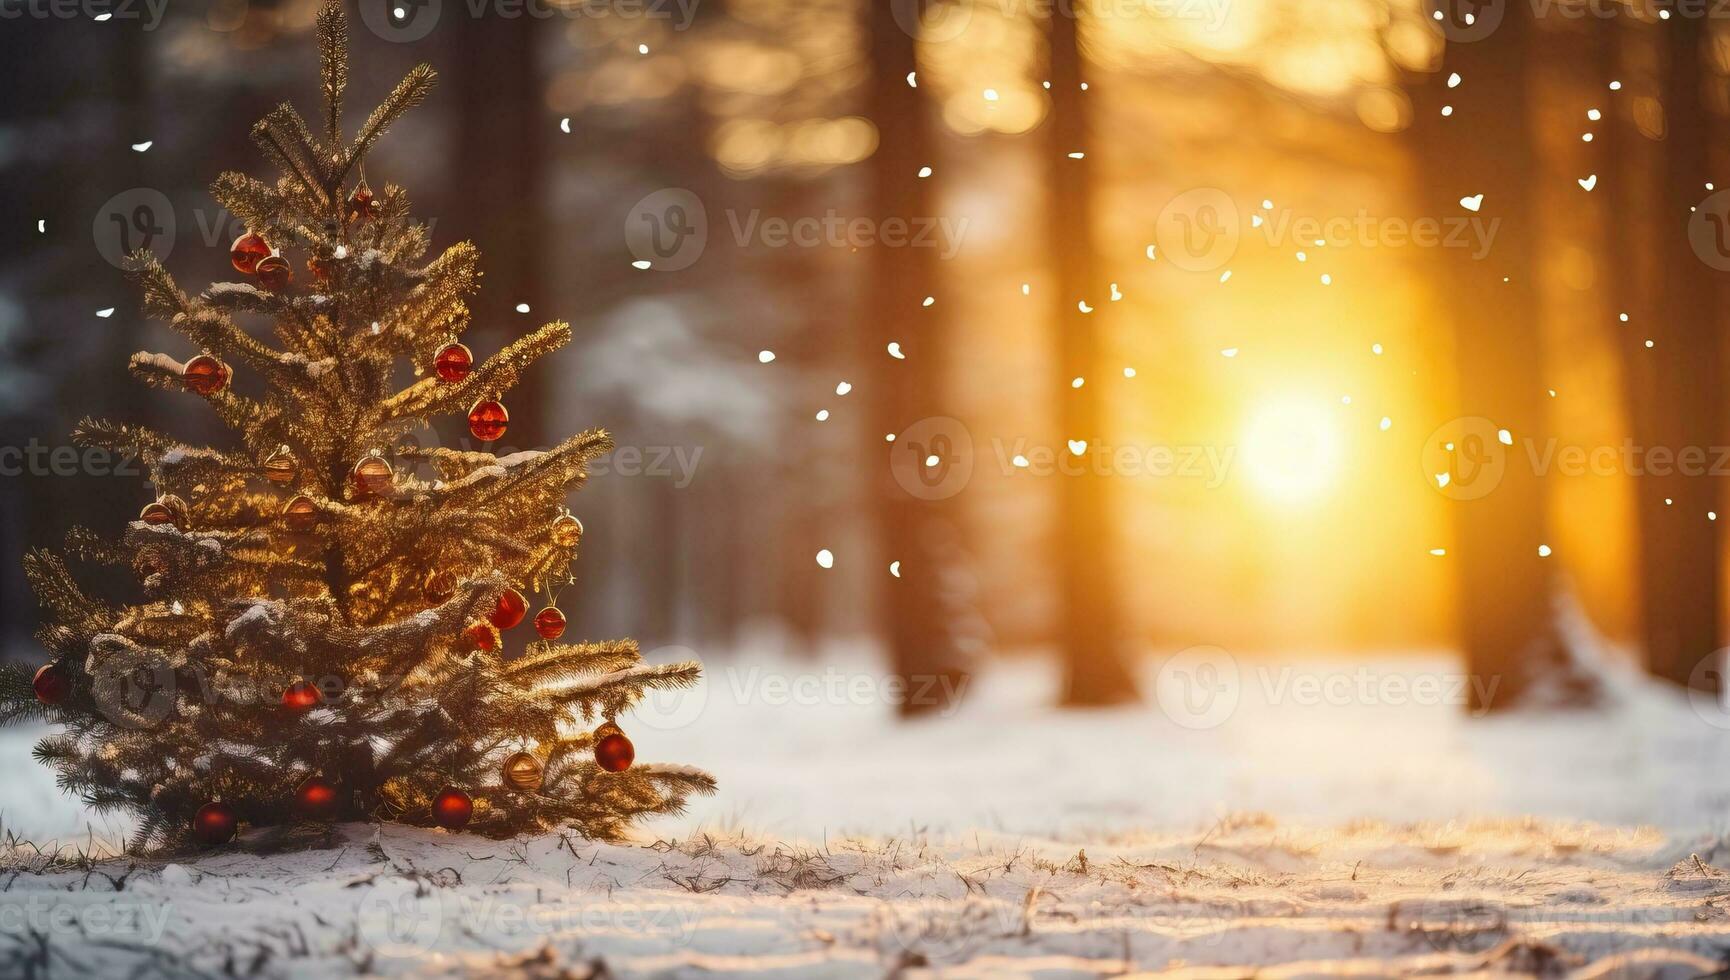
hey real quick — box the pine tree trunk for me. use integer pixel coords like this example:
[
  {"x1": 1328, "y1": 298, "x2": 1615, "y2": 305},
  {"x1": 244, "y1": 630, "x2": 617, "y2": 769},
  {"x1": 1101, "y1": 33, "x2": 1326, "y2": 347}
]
[
  {"x1": 1045, "y1": 9, "x2": 1138, "y2": 707},
  {"x1": 864, "y1": 1, "x2": 970, "y2": 715},
  {"x1": 1412, "y1": 6, "x2": 1564, "y2": 710},
  {"x1": 1619, "y1": 16, "x2": 1723, "y2": 690}
]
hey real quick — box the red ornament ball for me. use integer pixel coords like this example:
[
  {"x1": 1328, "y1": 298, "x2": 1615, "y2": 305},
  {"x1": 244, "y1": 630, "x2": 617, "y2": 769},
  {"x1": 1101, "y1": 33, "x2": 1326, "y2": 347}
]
[
  {"x1": 434, "y1": 343, "x2": 473, "y2": 383},
  {"x1": 350, "y1": 453, "x2": 393, "y2": 498},
  {"x1": 230, "y1": 232, "x2": 269, "y2": 275},
  {"x1": 533, "y1": 606, "x2": 567, "y2": 640},
  {"x1": 183, "y1": 354, "x2": 230, "y2": 396},
  {"x1": 467, "y1": 398, "x2": 509, "y2": 442},
  {"x1": 594, "y1": 730, "x2": 634, "y2": 773},
  {"x1": 346, "y1": 185, "x2": 381, "y2": 222},
  {"x1": 32, "y1": 663, "x2": 70, "y2": 705},
  {"x1": 282, "y1": 680, "x2": 321, "y2": 712},
  {"x1": 490, "y1": 588, "x2": 527, "y2": 630},
  {"x1": 254, "y1": 254, "x2": 293, "y2": 292},
  {"x1": 432, "y1": 787, "x2": 473, "y2": 830},
  {"x1": 294, "y1": 775, "x2": 340, "y2": 820},
  {"x1": 282, "y1": 495, "x2": 319, "y2": 532},
  {"x1": 465, "y1": 621, "x2": 498, "y2": 652},
  {"x1": 193, "y1": 801, "x2": 238, "y2": 846}
]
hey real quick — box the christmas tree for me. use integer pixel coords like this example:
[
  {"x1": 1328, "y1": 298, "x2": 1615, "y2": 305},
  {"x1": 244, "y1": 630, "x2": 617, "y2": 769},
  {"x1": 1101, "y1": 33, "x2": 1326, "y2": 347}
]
[{"x1": 0, "y1": 2, "x2": 713, "y2": 849}]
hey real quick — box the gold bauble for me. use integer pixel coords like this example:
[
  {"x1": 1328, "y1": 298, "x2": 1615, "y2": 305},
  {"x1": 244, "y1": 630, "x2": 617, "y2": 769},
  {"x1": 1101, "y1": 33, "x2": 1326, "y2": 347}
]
[
  {"x1": 551, "y1": 513, "x2": 583, "y2": 548},
  {"x1": 262, "y1": 445, "x2": 297, "y2": 485},
  {"x1": 501, "y1": 751, "x2": 543, "y2": 792}
]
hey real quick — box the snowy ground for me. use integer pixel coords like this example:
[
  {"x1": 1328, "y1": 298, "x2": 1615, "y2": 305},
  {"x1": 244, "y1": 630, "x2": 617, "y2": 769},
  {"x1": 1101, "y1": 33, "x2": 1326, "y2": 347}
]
[{"x1": 6, "y1": 650, "x2": 1730, "y2": 976}]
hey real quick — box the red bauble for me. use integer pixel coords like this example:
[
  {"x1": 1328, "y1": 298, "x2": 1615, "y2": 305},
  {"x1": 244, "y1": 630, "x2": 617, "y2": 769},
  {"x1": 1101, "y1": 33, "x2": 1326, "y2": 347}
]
[
  {"x1": 193, "y1": 801, "x2": 238, "y2": 846},
  {"x1": 432, "y1": 787, "x2": 473, "y2": 830},
  {"x1": 294, "y1": 775, "x2": 340, "y2": 820},
  {"x1": 254, "y1": 254, "x2": 293, "y2": 292},
  {"x1": 350, "y1": 453, "x2": 393, "y2": 498},
  {"x1": 533, "y1": 606, "x2": 567, "y2": 640},
  {"x1": 467, "y1": 398, "x2": 509, "y2": 442},
  {"x1": 230, "y1": 232, "x2": 270, "y2": 275},
  {"x1": 490, "y1": 588, "x2": 527, "y2": 630},
  {"x1": 594, "y1": 730, "x2": 634, "y2": 773},
  {"x1": 282, "y1": 495, "x2": 319, "y2": 532},
  {"x1": 138, "y1": 495, "x2": 187, "y2": 528},
  {"x1": 32, "y1": 663, "x2": 70, "y2": 705},
  {"x1": 465, "y1": 621, "x2": 498, "y2": 652},
  {"x1": 282, "y1": 680, "x2": 320, "y2": 712},
  {"x1": 434, "y1": 343, "x2": 473, "y2": 383},
  {"x1": 183, "y1": 355, "x2": 230, "y2": 396},
  {"x1": 346, "y1": 185, "x2": 380, "y2": 222}
]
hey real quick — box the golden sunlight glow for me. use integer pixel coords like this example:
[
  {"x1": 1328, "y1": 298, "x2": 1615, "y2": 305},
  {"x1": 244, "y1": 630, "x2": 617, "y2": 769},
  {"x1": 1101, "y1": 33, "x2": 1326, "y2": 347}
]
[{"x1": 1240, "y1": 399, "x2": 1343, "y2": 505}]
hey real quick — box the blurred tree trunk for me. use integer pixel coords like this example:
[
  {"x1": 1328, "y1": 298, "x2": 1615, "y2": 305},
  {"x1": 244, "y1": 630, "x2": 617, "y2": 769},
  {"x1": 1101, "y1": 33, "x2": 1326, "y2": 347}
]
[
  {"x1": 1614, "y1": 15, "x2": 1722, "y2": 690},
  {"x1": 1410, "y1": 7, "x2": 1570, "y2": 710},
  {"x1": 1044, "y1": 10, "x2": 1137, "y2": 706},
  {"x1": 447, "y1": 19, "x2": 548, "y2": 451},
  {"x1": 0, "y1": 22, "x2": 150, "y2": 652},
  {"x1": 864, "y1": 1, "x2": 969, "y2": 714}
]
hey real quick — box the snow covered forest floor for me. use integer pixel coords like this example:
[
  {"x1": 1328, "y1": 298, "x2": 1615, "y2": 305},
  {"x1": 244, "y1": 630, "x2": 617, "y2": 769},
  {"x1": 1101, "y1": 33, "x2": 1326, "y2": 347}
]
[{"x1": 6, "y1": 651, "x2": 1730, "y2": 977}]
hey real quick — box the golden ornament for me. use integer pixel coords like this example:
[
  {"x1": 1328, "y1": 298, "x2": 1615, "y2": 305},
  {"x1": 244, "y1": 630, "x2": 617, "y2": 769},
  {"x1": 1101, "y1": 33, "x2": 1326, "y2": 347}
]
[{"x1": 501, "y1": 751, "x2": 543, "y2": 792}]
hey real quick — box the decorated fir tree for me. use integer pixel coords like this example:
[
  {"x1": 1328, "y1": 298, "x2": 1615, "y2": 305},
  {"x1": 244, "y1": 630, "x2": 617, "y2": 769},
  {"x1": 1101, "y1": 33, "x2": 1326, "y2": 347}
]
[{"x1": 0, "y1": 3, "x2": 712, "y2": 849}]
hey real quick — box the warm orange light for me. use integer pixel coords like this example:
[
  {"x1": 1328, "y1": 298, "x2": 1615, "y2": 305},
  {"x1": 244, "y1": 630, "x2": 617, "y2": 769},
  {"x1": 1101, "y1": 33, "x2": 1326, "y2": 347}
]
[{"x1": 1241, "y1": 398, "x2": 1343, "y2": 505}]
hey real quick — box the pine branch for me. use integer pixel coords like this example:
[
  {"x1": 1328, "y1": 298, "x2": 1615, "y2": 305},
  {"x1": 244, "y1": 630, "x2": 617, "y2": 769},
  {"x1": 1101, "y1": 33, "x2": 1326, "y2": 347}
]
[
  {"x1": 23, "y1": 550, "x2": 111, "y2": 625},
  {"x1": 317, "y1": 0, "x2": 349, "y2": 151},
  {"x1": 210, "y1": 172, "x2": 285, "y2": 238},
  {"x1": 542, "y1": 662, "x2": 704, "y2": 720},
  {"x1": 378, "y1": 321, "x2": 573, "y2": 424},
  {"x1": 251, "y1": 107, "x2": 328, "y2": 204},
  {"x1": 0, "y1": 662, "x2": 54, "y2": 727},
  {"x1": 473, "y1": 428, "x2": 612, "y2": 505},
  {"x1": 122, "y1": 250, "x2": 190, "y2": 321},
  {"x1": 503, "y1": 639, "x2": 642, "y2": 686},
  {"x1": 127, "y1": 351, "x2": 274, "y2": 440},
  {"x1": 338, "y1": 64, "x2": 436, "y2": 189},
  {"x1": 173, "y1": 308, "x2": 304, "y2": 380}
]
